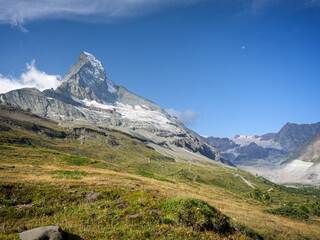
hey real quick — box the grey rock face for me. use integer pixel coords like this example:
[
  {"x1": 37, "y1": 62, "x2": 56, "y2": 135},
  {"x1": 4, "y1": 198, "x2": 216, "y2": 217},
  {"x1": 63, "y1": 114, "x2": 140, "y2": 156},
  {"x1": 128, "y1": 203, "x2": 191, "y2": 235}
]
[
  {"x1": 205, "y1": 137, "x2": 239, "y2": 152},
  {"x1": 284, "y1": 130, "x2": 320, "y2": 164},
  {"x1": 204, "y1": 136, "x2": 282, "y2": 167},
  {"x1": 0, "y1": 52, "x2": 225, "y2": 164},
  {"x1": 260, "y1": 133, "x2": 277, "y2": 141},
  {"x1": 275, "y1": 122, "x2": 320, "y2": 152},
  {"x1": 19, "y1": 225, "x2": 64, "y2": 240},
  {"x1": 232, "y1": 143, "x2": 286, "y2": 167}
]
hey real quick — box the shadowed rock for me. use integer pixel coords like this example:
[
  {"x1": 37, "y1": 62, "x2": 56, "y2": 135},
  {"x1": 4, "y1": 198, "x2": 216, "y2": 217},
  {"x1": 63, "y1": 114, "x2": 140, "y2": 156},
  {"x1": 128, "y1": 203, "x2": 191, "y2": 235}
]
[
  {"x1": 19, "y1": 225, "x2": 64, "y2": 240},
  {"x1": 19, "y1": 226, "x2": 83, "y2": 240}
]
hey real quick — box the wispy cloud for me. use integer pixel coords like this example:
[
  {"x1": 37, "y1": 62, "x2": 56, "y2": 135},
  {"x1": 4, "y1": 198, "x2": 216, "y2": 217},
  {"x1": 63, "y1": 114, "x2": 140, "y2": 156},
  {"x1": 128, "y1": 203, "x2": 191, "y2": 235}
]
[
  {"x1": 248, "y1": 0, "x2": 320, "y2": 15},
  {"x1": 0, "y1": 60, "x2": 61, "y2": 94},
  {"x1": 0, "y1": 0, "x2": 201, "y2": 31},
  {"x1": 166, "y1": 108, "x2": 201, "y2": 126}
]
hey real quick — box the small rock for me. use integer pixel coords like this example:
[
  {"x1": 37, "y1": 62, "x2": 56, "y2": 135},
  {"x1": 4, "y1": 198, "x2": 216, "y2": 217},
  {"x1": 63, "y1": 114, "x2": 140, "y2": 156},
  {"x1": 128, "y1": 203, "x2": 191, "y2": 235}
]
[
  {"x1": 84, "y1": 191, "x2": 101, "y2": 203},
  {"x1": 147, "y1": 208, "x2": 162, "y2": 214},
  {"x1": 114, "y1": 198, "x2": 124, "y2": 203},
  {"x1": 127, "y1": 213, "x2": 140, "y2": 219},
  {"x1": 309, "y1": 217, "x2": 315, "y2": 221},
  {"x1": 19, "y1": 225, "x2": 64, "y2": 240},
  {"x1": 16, "y1": 203, "x2": 34, "y2": 210},
  {"x1": 268, "y1": 188, "x2": 274, "y2": 192},
  {"x1": 117, "y1": 202, "x2": 128, "y2": 209},
  {"x1": 0, "y1": 224, "x2": 5, "y2": 232},
  {"x1": 10, "y1": 166, "x2": 15, "y2": 168}
]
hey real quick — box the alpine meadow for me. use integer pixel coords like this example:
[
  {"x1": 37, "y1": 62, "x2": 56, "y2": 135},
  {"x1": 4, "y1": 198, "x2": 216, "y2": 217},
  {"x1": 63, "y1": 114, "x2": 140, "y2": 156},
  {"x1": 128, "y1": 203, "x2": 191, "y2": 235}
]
[{"x1": 0, "y1": 1, "x2": 320, "y2": 239}]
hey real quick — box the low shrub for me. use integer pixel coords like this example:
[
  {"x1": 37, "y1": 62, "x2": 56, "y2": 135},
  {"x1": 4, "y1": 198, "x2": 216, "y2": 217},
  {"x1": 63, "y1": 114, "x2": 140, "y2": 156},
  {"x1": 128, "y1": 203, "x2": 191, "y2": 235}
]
[
  {"x1": 264, "y1": 206, "x2": 309, "y2": 220},
  {"x1": 161, "y1": 197, "x2": 232, "y2": 234}
]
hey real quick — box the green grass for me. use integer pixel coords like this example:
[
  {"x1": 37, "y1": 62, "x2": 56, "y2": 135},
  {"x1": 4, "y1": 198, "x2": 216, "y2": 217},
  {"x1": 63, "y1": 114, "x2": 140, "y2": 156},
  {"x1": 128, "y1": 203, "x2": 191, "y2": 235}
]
[
  {"x1": 263, "y1": 206, "x2": 309, "y2": 221},
  {"x1": 161, "y1": 197, "x2": 232, "y2": 233},
  {"x1": 0, "y1": 145, "x2": 13, "y2": 150},
  {"x1": 123, "y1": 176, "x2": 141, "y2": 181},
  {"x1": 135, "y1": 169, "x2": 173, "y2": 183},
  {"x1": 62, "y1": 155, "x2": 92, "y2": 166},
  {"x1": 1, "y1": 107, "x2": 320, "y2": 239},
  {"x1": 51, "y1": 170, "x2": 88, "y2": 179},
  {"x1": 0, "y1": 183, "x2": 260, "y2": 240}
]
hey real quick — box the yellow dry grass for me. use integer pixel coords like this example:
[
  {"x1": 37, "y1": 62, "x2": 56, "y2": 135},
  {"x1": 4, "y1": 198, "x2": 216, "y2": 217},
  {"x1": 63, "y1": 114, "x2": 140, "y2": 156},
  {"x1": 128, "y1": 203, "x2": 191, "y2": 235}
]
[{"x1": 1, "y1": 163, "x2": 320, "y2": 240}]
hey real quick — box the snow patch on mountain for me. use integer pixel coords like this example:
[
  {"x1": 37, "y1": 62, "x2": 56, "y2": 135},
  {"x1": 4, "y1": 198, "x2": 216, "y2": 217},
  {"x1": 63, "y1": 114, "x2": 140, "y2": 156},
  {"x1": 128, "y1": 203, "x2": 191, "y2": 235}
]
[
  {"x1": 83, "y1": 52, "x2": 104, "y2": 73},
  {"x1": 273, "y1": 160, "x2": 320, "y2": 184},
  {"x1": 78, "y1": 99, "x2": 177, "y2": 130},
  {"x1": 282, "y1": 160, "x2": 313, "y2": 174},
  {"x1": 232, "y1": 135, "x2": 282, "y2": 149}
]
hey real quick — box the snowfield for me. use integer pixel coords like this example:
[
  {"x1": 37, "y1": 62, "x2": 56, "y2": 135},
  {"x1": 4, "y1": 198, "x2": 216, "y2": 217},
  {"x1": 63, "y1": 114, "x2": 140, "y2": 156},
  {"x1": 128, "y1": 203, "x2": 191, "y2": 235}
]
[
  {"x1": 231, "y1": 135, "x2": 282, "y2": 149},
  {"x1": 77, "y1": 98, "x2": 177, "y2": 130}
]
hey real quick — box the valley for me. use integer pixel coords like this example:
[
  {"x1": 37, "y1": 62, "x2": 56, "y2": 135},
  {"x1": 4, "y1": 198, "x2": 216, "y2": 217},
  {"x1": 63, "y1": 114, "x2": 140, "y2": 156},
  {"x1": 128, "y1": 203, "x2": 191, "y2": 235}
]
[
  {"x1": 1, "y1": 99, "x2": 320, "y2": 239},
  {"x1": 0, "y1": 53, "x2": 319, "y2": 239}
]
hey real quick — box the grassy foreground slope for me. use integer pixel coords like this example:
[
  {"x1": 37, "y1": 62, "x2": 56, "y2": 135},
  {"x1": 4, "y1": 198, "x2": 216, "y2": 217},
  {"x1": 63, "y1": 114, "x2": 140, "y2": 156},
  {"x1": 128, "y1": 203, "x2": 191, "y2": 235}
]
[{"x1": 0, "y1": 104, "x2": 320, "y2": 239}]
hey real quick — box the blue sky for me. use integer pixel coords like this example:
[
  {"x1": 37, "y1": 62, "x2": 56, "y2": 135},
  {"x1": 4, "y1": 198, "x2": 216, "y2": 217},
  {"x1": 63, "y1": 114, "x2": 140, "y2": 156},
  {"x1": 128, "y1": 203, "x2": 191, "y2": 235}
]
[{"x1": 0, "y1": 0, "x2": 319, "y2": 137}]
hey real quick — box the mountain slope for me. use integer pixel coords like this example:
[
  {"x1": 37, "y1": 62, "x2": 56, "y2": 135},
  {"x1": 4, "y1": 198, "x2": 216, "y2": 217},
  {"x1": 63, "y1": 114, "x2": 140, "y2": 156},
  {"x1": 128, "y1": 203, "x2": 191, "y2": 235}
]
[
  {"x1": 0, "y1": 52, "x2": 228, "y2": 164},
  {"x1": 1, "y1": 104, "x2": 320, "y2": 240},
  {"x1": 275, "y1": 122, "x2": 320, "y2": 152},
  {"x1": 274, "y1": 131, "x2": 320, "y2": 184}
]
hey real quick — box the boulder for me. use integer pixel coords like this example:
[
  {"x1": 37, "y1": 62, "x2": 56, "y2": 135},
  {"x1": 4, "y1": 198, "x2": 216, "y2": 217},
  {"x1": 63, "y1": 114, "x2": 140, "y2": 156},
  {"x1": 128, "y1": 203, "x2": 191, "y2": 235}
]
[
  {"x1": 84, "y1": 191, "x2": 101, "y2": 203},
  {"x1": 19, "y1": 225, "x2": 64, "y2": 240}
]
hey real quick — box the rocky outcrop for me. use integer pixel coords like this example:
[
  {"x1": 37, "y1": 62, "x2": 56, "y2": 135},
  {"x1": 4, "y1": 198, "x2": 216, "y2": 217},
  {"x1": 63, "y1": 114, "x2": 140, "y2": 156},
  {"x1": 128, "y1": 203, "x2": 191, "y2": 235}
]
[
  {"x1": 205, "y1": 137, "x2": 239, "y2": 152},
  {"x1": 232, "y1": 143, "x2": 286, "y2": 167},
  {"x1": 19, "y1": 226, "x2": 64, "y2": 240}
]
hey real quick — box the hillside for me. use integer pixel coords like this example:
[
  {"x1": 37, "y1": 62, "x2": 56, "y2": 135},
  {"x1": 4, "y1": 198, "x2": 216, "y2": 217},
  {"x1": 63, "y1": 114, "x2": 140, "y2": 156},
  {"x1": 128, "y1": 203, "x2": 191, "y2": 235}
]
[
  {"x1": 1, "y1": 105, "x2": 320, "y2": 239},
  {"x1": 286, "y1": 131, "x2": 320, "y2": 164},
  {"x1": 271, "y1": 131, "x2": 320, "y2": 184}
]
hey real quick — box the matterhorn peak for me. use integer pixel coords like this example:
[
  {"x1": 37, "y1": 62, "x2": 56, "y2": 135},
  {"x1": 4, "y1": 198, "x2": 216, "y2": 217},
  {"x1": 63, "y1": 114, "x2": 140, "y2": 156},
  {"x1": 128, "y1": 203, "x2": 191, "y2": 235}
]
[
  {"x1": 74, "y1": 51, "x2": 117, "y2": 94},
  {"x1": 79, "y1": 52, "x2": 104, "y2": 71}
]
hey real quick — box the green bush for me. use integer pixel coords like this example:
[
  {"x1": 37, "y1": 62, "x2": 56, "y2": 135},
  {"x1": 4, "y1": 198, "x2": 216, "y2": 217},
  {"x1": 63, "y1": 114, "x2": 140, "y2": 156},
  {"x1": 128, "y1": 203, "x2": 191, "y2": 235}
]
[
  {"x1": 161, "y1": 217, "x2": 174, "y2": 224},
  {"x1": 299, "y1": 204, "x2": 310, "y2": 214},
  {"x1": 161, "y1": 197, "x2": 232, "y2": 233},
  {"x1": 264, "y1": 206, "x2": 309, "y2": 220}
]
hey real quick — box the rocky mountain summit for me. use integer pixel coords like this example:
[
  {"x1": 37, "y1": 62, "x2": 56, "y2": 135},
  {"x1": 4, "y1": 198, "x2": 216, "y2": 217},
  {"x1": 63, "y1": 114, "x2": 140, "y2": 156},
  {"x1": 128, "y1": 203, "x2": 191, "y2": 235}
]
[
  {"x1": 0, "y1": 52, "x2": 227, "y2": 164},
  {"x1": 275, "y1": 122, "x2": 320, "y2": 152}
]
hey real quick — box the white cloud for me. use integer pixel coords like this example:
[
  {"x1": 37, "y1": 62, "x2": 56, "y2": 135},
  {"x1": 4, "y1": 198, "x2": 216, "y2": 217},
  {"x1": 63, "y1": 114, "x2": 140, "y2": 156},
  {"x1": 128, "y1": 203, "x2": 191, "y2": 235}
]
[
  {"x1": 0, "y1": 0, "x2": 201, "y2": 31},
  {"x1": 166, "y1": 108, "x2": 201, "y2": 126},
  {"x1": 0, "y1": 60, "x2": 61, "y2": 94},
  {"x1": 248, "y1": 0, "x2": 320, "y2": 14}
]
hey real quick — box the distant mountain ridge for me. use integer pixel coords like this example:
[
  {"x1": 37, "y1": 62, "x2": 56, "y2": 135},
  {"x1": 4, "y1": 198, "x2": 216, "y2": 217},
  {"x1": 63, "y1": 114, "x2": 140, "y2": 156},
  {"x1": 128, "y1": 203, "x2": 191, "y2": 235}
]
[
  {"x1": 275, "y1": 122, "x2": 320, "y2": 152},
  {"x1": 204, "y1": 121, "x2": 320, "y2": 184},
  {"x1": 0, "y1": 52, "x2": 228, "y2": 165}
]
